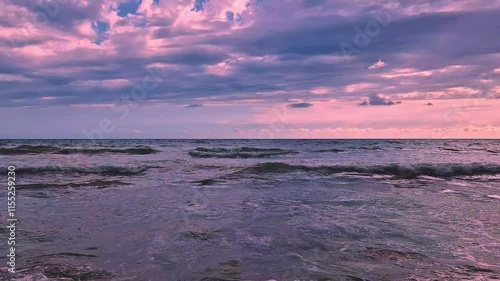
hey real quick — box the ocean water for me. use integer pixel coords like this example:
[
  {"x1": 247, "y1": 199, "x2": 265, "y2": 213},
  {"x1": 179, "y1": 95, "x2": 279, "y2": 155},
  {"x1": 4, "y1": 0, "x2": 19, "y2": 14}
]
[{"x1": 1, "y1": 139, "x2": 499, "y2": 280}]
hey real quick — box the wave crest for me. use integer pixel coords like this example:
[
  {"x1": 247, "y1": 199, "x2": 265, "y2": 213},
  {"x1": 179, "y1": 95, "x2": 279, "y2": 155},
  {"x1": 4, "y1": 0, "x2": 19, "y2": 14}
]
[
  {"x1": 17, "y1": 166, "x2": 148, "y2": 176},
  {"x1": 189, "y1": 147, "x2": 297, "y2": 158},
  {"x1": 0, "y1": 145, "x2": 158, "y2": 155},
  {"x1": 18, "y1": 180, "x2": 132, "y2": 189},
  {"x1": 240, "y1": 162, "x2": 500, "y2": 179}
]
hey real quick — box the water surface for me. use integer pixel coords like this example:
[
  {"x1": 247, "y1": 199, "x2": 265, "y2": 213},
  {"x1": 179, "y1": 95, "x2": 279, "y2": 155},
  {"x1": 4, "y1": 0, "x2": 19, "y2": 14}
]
[{"x1": 1, "y1": 139, "x2": 499, "y2": 280}]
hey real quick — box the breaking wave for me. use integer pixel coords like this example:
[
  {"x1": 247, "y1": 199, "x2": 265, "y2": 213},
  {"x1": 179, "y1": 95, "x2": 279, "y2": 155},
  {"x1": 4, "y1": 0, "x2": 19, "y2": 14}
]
[
  {"x1": 188, "y1": 147, "x2": 297, "y2": 158},
  {"x1": 0, "y1": 145, "x2": 158, "y2": 155},
  {"x1": 239, "y1": 162, "x2": 500, "y2": 179},
  {"x1": 17, "y1": 166, "x2": 149, "y2": 176}
]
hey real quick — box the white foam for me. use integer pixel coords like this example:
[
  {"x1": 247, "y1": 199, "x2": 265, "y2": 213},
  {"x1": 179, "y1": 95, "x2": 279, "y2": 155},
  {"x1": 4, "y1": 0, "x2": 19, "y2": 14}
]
[
  {"x1": 441, "y1": 189, "x2": 456, "y2": 193},
  {"x1": 487, "y1": 195, "x2": 500, "y2": 199}
]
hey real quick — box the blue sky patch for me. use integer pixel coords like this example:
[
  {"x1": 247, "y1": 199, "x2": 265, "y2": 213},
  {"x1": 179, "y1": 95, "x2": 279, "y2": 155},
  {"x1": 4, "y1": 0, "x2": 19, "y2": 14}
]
[
  {"x1": 92, "y1": 21, "x2": 110, "y2": 45},
  {"x1": 118, "y1": 0, "x2": 142, "y2": 17},
  {"x1": 192, "y1": 0, "x2": 209, "y2": 12}
]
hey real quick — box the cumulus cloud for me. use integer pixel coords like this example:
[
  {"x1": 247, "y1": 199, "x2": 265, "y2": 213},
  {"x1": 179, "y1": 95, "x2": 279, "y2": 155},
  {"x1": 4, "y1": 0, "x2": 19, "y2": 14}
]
[
  {"x1": 0, "y1": 1, "x2": 499, "y2": 110},
  {"x1": 360, "y1": 93, "x2": 398, "y2": 106},
  {"x1": 288, "y1": 102, "x2": 313, "y2": 108}
]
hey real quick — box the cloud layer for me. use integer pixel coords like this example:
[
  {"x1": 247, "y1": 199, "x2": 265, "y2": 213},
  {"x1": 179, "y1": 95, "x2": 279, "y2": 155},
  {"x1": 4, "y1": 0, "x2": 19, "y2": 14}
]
[{"x1": 1, "y1": 0, "x2": 499, "y2": 138}]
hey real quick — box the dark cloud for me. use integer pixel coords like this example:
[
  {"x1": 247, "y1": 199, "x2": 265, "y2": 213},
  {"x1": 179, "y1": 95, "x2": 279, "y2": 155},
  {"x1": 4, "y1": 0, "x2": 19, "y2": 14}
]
[
  {"x1": 0, "y1": 1, "x2": 499, "y2": 109},
  {"x1": 185, "y1": 104, "x2": 204, "y2": 108},
  {"x1": 360, "y1": 93, "x2": 398, "y2": 106},
  {"x1": 288, "y1": 102, "x2": 313, "y2": 108},
  {"x1": 162, "y1": 47, "x2": 229, "y2": 66}
]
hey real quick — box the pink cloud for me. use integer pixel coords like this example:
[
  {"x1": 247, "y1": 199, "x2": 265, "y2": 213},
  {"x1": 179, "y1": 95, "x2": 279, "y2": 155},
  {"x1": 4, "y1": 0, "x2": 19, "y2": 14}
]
[
  {"x1": 252, "y1": 99, "x2": 500, "y2": 138},
  {"x1": 345, "y1": 83, "x2": 379, "y2": 93},
  {"x1": 368, "y1": 59, "x2": 387, "y2": 69}
]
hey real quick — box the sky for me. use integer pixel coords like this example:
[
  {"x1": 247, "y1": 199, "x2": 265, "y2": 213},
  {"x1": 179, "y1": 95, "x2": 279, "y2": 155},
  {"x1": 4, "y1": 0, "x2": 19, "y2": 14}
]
[{"x1": 1, "y1": 0, "x2": 499, "y2": 139}]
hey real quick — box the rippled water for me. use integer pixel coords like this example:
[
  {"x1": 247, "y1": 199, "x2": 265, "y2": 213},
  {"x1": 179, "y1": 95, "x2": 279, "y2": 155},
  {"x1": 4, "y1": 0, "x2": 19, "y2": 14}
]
[{"x1": 1, "y1": 139, "x2": 499, "y2": 280}]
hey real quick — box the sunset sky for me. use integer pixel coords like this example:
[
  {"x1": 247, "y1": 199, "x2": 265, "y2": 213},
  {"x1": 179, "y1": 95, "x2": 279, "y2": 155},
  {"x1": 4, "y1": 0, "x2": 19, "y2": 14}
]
[{"x1": 1, "y1": 0, "x2": 499, "y2": 138}]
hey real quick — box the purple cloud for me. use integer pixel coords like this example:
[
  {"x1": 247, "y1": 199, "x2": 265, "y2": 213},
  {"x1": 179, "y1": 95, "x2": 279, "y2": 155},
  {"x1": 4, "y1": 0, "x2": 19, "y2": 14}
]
[
  {"x1": 0, "y1": 0, "x2": 499, "y2": 138},
  {"x1": 288, "y1": 102, "x2": 313, "y2": 108}
]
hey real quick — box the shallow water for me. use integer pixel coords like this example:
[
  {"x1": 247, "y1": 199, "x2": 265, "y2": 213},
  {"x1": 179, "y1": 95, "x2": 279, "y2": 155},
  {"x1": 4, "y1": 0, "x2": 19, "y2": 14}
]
[{"x1": 1, "y1": 139, "x2": 499, "y2": 280}]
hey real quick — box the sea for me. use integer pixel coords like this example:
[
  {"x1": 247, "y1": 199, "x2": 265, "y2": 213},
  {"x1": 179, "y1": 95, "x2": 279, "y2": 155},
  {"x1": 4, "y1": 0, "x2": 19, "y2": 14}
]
[{"x1": 0, "y1": 139, "x2": 499, "y2": 280}]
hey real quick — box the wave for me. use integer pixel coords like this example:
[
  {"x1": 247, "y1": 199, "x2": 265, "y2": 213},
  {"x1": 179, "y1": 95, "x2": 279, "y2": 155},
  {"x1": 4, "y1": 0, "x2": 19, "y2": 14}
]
[
  {"x1": 385, "y1": 140, "x2": 404, "y2": 144},
  {"x1": 238, "y1": 162, "x2": 500, "y2": 179},
  {"x1": 440, "y1": 147, "x2": 499, "y2": 154},
  {"x1": 17, "y1": 166, "x2": 148, "y2": 176},
  {"x1": 314, "y1": 149, "x2": 346, "y2": 153},
  {"x1": 59, "y1": 147, "x2": 157, "y2": 155},
  {"x1": 17, "y1": 180, "x2": 132, "y2": 189},
  {"x1": 439, "y1": 147, "x2": 462, "y2": 152},
  {"x1": 0, "y1": 145, "x2": 58, "y2": 154},
  {"x1": 0, "y1": 145, "x2": 158, "y2": 155},
  {"x1": 352, "y1": 146, "x2": 384, "y2": 151},
  {"x1": 188, "y1": 147, "x2": 297, "y2": 158}
]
